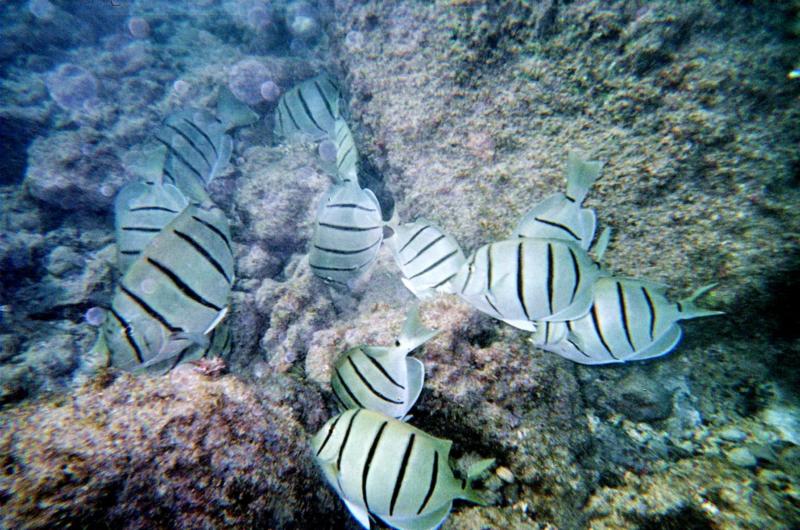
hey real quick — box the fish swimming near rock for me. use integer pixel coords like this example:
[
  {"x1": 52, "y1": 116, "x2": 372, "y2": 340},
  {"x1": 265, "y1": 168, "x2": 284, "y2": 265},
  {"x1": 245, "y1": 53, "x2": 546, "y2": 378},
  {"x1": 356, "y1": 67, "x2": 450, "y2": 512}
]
[
  {"x1": 533, "y1": 278, "x2": 722, "y2": 365},
  {"x1": 453, "y1": 237, "x2": 605, "y2": 331},
  {"x1": 274, "y1": 74, "x2": 341, "y2": 141},
  {"x1": 311, "y1": 408, "x2": 494, "y2": 530},
  {"x1": 309, "y1": 181, "x2": 384, "y2": 287},
  {"x1": 154, "y1": 87, "x2": 257, "y2": 201},
  {"x1": 331, "y1": 305, "x2": 439, "y2": 419},
  {"x1": 113, "y1": 180, "x2": 188, "y2": 272},
  {"x1": 513, "y1": 151, "x2": 602, "y2": 250},
  {"x1": 103, "y1": 201, "x2": 234, "y2": 373},
  {"x1": 387, "y1": 219, "x2": 466, "y2": 300}
]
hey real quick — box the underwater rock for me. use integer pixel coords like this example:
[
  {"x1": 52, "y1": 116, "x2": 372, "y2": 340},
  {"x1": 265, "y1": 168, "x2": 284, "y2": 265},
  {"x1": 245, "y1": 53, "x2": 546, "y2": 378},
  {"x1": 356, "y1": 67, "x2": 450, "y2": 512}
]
[
  {"x1": 44, "y1": 63, "x2": 99, "y2": 113},
  {"x1": 228, "y1": 58, "x2": 277, "y2": 105},
  {"x1": 0, "y1": 369, "x2": 342, "y2": 528},
  {"x1": 726, "y1": 447, "x2": 757, "y2": 468}
]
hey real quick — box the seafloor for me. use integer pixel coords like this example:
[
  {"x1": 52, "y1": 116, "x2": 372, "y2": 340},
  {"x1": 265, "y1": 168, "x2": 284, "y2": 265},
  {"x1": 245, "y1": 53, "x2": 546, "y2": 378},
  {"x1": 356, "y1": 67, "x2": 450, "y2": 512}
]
[{"x1": 1, "y1": 0, "x2": 799, "y2": 528}]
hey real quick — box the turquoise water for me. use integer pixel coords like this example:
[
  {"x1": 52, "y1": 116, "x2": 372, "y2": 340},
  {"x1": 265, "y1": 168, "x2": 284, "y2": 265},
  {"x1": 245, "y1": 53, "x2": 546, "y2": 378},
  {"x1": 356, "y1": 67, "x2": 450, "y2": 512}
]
[{"x1": 1, "y1": 1, "x2": 799, "y2": 528}]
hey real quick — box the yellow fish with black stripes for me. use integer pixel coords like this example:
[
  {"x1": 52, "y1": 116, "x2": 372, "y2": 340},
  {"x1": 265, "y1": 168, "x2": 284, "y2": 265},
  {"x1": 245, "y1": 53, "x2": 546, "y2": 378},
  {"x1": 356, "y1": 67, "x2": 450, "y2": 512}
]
[
  {"x1": 311, "y1": 408, "x2": 494, "y2": 530},
  {"x1": 331, "y1": 305, "x2": 439, "y2": 419}
]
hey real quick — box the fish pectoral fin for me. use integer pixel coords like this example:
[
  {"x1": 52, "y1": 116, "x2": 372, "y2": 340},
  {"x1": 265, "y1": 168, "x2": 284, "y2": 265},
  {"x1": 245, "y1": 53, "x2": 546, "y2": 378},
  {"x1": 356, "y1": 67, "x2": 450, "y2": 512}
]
[
  {"x1": 405, "y1": 357, "x2": 425, "y2": 412},
  {"x1": 500, "y1": 318, "x2": 537, "y2": 332},
  {"x1": 342, "y1": 498, "x2": 372, "y2": 530}
]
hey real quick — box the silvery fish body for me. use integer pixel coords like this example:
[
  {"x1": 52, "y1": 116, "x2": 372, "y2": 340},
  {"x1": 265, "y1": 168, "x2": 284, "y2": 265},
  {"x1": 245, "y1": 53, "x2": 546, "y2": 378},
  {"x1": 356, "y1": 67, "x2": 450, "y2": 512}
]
[
  {"x1": 331, "y1": 305, "x2": 438, "y2": 419},
  {"x1": 274, "y1": 74, "x2": 341, "y2": 141},
  {"x1": 113, "y1": 181, "x2": 188, "y2": 272},
  {"x1": 311, "y1": 409, "x2": 487, "y2": 530},
  {"x1": 154, "y1": 109, "x2": 234, "y2": 202},
  {"x1": 453, "y1": 237, "x2": 605, "y2": 331},
  {"x1": 309, "y1": 182, "x2": 383, "y2": 287},
  {"x1": 103, "y1": 202, "x2": 234, "y2": 372},
  {"x1": 533, "y1": 278, "x2": 722, "y2": 365},
  {"x1": 513, "y1": 152, "x2": 602, "y2": 250},
  {"x1": 335, "y1": 118, "x2": 358, "y2": 183},
  {"x1": 388, "y1": 220, "x2": 466, "y2": 300}
]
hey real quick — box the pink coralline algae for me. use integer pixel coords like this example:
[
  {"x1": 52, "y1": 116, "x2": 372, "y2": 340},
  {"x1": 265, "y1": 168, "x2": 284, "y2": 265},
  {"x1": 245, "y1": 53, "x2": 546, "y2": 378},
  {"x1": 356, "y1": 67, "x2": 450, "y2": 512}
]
[
  {"x1": 228, "y1": 58, "x2": 274, "y2": 105},
  {"x1": 127, "y1": 16, "x2": 150, "y2": 39},
  {"x1": 45, "y1": 64, "x2": 98, "y2": 112},
  {"x1": 260, "y1": 80, "x2": 280, "y2": 102}
]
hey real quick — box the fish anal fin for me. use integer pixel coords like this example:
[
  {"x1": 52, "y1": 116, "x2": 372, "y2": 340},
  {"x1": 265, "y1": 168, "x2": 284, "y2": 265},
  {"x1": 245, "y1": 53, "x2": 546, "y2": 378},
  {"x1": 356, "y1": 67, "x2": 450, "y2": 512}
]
[
  {"x1": 405, "y1": 357, "x2": 424, "y2": 413},
  {"x1": 342, "y1": 498, "x2": 372, "y2": 530},
  {"x1": 382, "y1": 501, "x2": 452, "y2": 530}
]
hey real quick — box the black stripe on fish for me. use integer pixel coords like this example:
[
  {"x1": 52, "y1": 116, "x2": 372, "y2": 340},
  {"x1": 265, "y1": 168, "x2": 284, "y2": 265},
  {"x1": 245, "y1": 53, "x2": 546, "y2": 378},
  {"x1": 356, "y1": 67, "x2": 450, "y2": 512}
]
[
  {"x1": 313, "y1": 238, "x2": 381, "y2": 255},
  {"x1": 517, "y1": 242, "x2": 530, "y2": 320},
  {"x1": 567, "y1": 337, "x2": 592, "y2": 358},
  {"x1": 318, "y1": 222, "x2": 381, "y2": 232},
  {"x1": 399, "y1": 225, "x2": 430, "y2": 254},
  {"x1": 147, "y1": 257, "x2": 223, "y2": 311},
  {"x1": 281, "y1": 97, "x2": 301, "y2": 131},
  {"x1": 316, "y1": 413, "x2": 343, "y2": 456},
  {"x1": 163, "y1": 167, "x2": 176, "y2": 185},
  {"x1": 641, "y1": 287, "x2": 656, "y2": 340},
  {"x1": 297, "y1": 86, "x2": 327, "y2": 134},
  {"x1": 314, "y1": 80, "x2": 337, "y2": 121},
  {"x1": 461, "y1": 252, "x2": 477, "y2": 293},
  {"x1": 310, "y1": 263, "x2": 359, "y2": 272},
  {"x1": 173, "y1": 229, "x2": 232, "y2": 284},
  {"x1": 485, "y1": 294, "x2": 502, "y2": 316},
  {"x1": 390, "y1": 433, "x2": 416, "y2": 516},
  {"x1": 676, "y1": 301, "x2": 683, "y2": 313},
  {"x1": 486, "y1": 246, "x2": 494, "y2": 294},
  {"x1": 337, "y1": 145, "x2": 354, "y2": 168},
  {"x1": 182, "y1": 117, "x2": 218, "y2": 157},
  {"x1": 408, "y1": 249, "x2": 459, "y2": 280},
  {"x1": 130, "y1": 206, "x2": 179, "y2": 213},
  {"x1": 167, "y1": 344, "x2": 189, "y2": 372},
  {"x1": 534, "y1": 216, "x2": 581, "y2": 241},
  {"x1": 330, "y1": 383, "x2": 349, "y2": 411},
  {"x1": 154, "y1": 136, "x2": 207, "y2": 187},
  {"x1": 546, "y1": 243, "x2": 555, "y2": 314},
  {"x1": 568, "y1": 247, "x2": 580, "y2": 304},
  {"x1": 363, "y1": 352, "x2": 405, "y2": 390},
  {"x1": 191, "y1": 215, "x2": 233, "y2": 254},
  {"x1": 565, "y1": 194, "x2": 576, "y2": 203},
  {"x1": 109, "y1": 307, "x2": 144, "y2": 363},
  {"x1": 337, "y1": 409, "x2": 360, "y2": 470},
  {"x1": 544, "y1": 321, "x2": 551, "y2": 344},
  {"x1": 122, "y1": 226, "x2": 162, "y2": 232},
  {"x1": 326, "y1": 203, "x2": 376, "y2": 212},
  {"x1": 432, "y1": 272, "x2": 457, "y2": 289},
  {"x1": 590, "y1": 304, "x2": 616, "y2": 358},
  {"x1": 335, "y1": 367, "x2": 365, "y2": 408},
  {"x1": 277, "y1": 104, "x2": 285, "y2": 135},
  {"x1": 164, "y1": 122, "x2": 212, "y2": 170},
  {"x1": 616, "y1": 281, "x2": 636, "y2": 352},
  {"x1": 362, "y1": 420, "x2": 388, "y2": 512},
  {"x1": 119, "y1": 250, "x2": 141, "y2": 255},
  {"x1": 417, "y1": 451, "x2": 439, "y2": 515},
  {"x1": 120, "y1": 285, "x2": 182, "y2": 333},
  {"x1": 403, "y1": 234, "x2": 445, "y2": 266},
  {"x1": 347, "y1": 357, "x2": 403, "y2": 404}
]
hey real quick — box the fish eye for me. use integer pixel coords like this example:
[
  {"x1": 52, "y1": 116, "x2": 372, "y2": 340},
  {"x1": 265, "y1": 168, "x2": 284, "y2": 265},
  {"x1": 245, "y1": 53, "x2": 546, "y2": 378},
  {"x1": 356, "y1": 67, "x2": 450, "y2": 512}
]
[{"x1": 395, "y1": 340, "x2": 401, "y2": 347}]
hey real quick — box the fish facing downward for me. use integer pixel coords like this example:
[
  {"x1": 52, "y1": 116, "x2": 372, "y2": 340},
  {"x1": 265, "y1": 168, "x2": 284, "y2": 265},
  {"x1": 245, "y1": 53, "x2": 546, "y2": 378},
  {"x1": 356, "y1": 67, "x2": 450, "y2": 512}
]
[
  {"x1": 103, "y1": 201, "x2": 234, "y2": 373},
  {"x1": 453, "y1": 237, "x2": 606, "y2": 331},
  {"x1": 274, "y1": 74, "x2": 342, "y2": 141},
  {"x1": 309, "y1": 181, "x2": 384, "y2": 287},
  {"x1": 534, "y1": 278, "x2": 722, "y2": 365},
  {"x1": 513, "y1": 151, "x2": 602, "y2": 250},
  {"x1": 331, "y1": 305, "x2": 439, "y2": 419},
  {"x1": 387, "y1": 219, "x2": 466, "y2": 301},
  {"x1": 311, "y1": 408, "x2": 494, "y2": 530}
]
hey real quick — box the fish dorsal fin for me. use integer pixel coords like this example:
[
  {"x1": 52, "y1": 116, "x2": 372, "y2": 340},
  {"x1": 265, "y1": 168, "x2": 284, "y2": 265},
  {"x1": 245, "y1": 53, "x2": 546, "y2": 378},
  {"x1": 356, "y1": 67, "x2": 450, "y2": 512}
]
[
  {"x1": 404, "y1": 357, "x2": 425, "y2": 412},
  {"x1": 217, "y1": 86, "x2": 259, "y2": 130},
  {"x1": 342, "y1": 498, "x2": 371, "y2": 530},
  {"x1": 125, "y1": 143, "x2": 168, "y2": 185},
  {"x1": 565, "y1": 151, "x2": 602, "y2": 204}
]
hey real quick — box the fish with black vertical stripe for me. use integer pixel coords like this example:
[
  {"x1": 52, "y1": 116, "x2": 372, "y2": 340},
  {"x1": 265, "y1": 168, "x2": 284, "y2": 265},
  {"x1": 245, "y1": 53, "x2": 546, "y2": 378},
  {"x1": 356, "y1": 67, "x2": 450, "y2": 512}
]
[
  {"x1": 335, "y1": 117, "x2": 359, "y2": 183},
  {"x1": 102, "y1": 201, "x2": 235, "y2": 373},
  {"x1": 155, "y1": 87, "x2": 257, "y2": 201},
  {"x1": 274, "y1": 74, "x2": 341, "y2": 141},
  {"x1": 388, "y1": 219, "x2": 466, "y2": 300},
  {"x1": 452, "y1": 237, "x2": 605, "y2": 331},
  {"x1": 513, "y1": 151, "x2": 602, "y2": 250},
  {"x1": 534, "y1": 278, "x2": 722, "y2": 364},
  {"x1": 331, "y1": 305, "x2": 438, "y2": 419},
  {"x1": 311, "y1": 408, "x2": 494, "y2": 530},
  {"x1": 309, "y1": 181, "x2": 384, "y2": 287}
]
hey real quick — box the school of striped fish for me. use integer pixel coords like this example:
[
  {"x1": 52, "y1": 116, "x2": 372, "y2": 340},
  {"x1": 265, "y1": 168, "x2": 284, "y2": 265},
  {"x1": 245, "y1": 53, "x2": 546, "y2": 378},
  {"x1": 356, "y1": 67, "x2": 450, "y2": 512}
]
[{"x1": 81, "y1": 71, "x2": 723, "y2": 529}]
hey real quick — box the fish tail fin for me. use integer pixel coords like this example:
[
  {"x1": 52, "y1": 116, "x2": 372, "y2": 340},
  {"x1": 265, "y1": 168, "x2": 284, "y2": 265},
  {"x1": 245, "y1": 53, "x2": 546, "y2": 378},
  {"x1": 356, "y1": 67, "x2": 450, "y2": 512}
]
[
  {"x1": 398, "y1": 304, "x2": 440, "y2": 353},
  {"x1": 679, "y1": 284, "x2": 724, "y2": 320},
  {"x1": 459, "y1": 458, "x2": 495, "y2": 505},
  {"x1": 565, "y1": 151, "x2": 603, "y2": 204},
  {"x1": 217, "y1": 86, "x2": 259, "y2": 130},
  {"x1": 591, "y1": 226, "x2": 612, "y2": 262}
]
